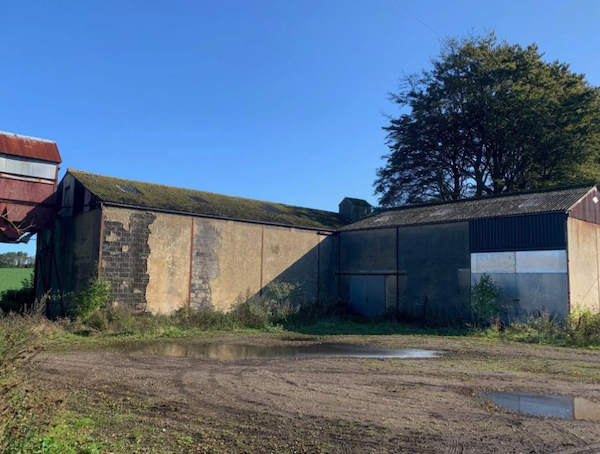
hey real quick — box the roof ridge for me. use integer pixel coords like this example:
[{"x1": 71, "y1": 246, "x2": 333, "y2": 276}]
[{"x1": 0, "y1": 130, "x2": 57, "y2": 144}]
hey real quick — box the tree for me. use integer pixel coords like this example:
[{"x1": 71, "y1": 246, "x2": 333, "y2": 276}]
[
  {"x1": 375, "y1": 32, "x2": 600, "y2": 207},
  {"x1": 0, "y1": 252, "x2": 34, "y2": 268}
]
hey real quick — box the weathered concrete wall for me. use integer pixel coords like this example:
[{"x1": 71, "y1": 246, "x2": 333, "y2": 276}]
[
  {"x1": 471, "y1": 250, "x2": 568, "y2": 320},
  {"x1": 262, "y1": 225, "x2": 319, "y2": 300},
  {"x1": 146, "y1": 213, "x2": 192, "y2": 314},
  {"x1": 100, "y1": 207, "x2": 336, "y2": 313},
  {"x1": 101, "y1": 207, "x2": 156, "y2": 311},
  {"x1": 36, "y1": 209, "x2": 102, "y2": 315},
  {"x1": 317, "y1": 233, "x2": 338, "y2": 302},
  {"x1": 193, "y1": 218, "x2": 262, "y2": 311},
  {"x1": 398, "y1": 223, "x2": 471, "y2": 322},
  {"x1": 191, "y1": 219, "x2": 334, "y2": 311},
  {"x1": 567, "y1": 218, "x2": 600, "y2": 313}
]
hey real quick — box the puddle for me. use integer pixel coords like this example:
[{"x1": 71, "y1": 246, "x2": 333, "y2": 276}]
[
  {"x1": 482, "y1": 391, "x2": 600, "y2": 421},
  {"x1": 118, "y1": 342, "x2": 441, "y2": 360}
]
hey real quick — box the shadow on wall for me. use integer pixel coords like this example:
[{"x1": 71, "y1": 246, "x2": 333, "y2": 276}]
[{"x1": 339, "y1": 223, "x2": 473, "y2": 324}]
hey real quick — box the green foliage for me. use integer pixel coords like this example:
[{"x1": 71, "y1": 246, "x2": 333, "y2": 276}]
[
  {"x1": 470, "y1": 273, "x2": 501, "y2": 325},
  {"x1": 0, "y1": 268, "x2": 34, "y2": 293},
  {"x1": 483, "y1": 309, "x2": 600, "y2": 348},
  {"x1": 0, "y1": 252, "x2": 34, "y2": 268},
  {"x1": 74, "y1": 282, "x2": 349, "y2": 335},
  {"x1": 69, "y1": 279, "x2": 111, "y2": 321},
  {"x1": 376, "y1": 31, "x2": 600, "y2": 206},
  {"x1": 0, "y1": 276, "x2": 35, "y2": 313}
]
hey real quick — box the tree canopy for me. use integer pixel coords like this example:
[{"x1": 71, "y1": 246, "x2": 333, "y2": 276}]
[
  {"x1": 0, "y1": 252, "x2": 34, "y2": 268},
  {"x1": 375, "y1": 32, "x2": 600, "y2": 207}
]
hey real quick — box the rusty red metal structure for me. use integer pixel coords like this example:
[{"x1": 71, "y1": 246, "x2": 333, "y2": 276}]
[{"x1": 0, "y1": 131, "x2": 61, "y2": 242}]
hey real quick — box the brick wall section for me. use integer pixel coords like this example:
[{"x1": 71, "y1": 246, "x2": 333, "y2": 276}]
[
  {"x1": 190, "y1": 220, "x2": 221, "y2": 310},
  {"x1": 102, "y1": 211, "x2": 156, "y2": 310}
]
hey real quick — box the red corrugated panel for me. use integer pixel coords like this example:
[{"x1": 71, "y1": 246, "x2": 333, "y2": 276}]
[{"x1": 0, "y1": 131, "x2": 62, "y2": 163}]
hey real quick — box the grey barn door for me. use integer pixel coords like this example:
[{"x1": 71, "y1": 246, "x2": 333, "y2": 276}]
[{"x1": 349, "y1": 275, "x2": 385, "y2": 317}]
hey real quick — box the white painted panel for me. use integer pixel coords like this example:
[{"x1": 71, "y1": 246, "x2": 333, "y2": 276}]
[
  {"x1": 516, "y1": 250, "x2": 567, "y2": 274},
  {"x1": 0, "y1": 155, "x2": 56, "y2": 179},
  {"x1": 471, "y1": 252, "x2": 516, "y2": 273}
]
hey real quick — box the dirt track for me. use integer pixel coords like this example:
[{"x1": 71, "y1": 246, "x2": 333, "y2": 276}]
[{"x1": 37, "y1": 334, "x2": 600, "y2": 453}]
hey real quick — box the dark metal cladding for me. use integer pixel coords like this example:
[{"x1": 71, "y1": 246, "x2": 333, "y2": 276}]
[
  {"x1": 569, "y1": 186, "x2": 600, "y2": 225},
  {"x1": 469, "y1": 213, "x2": 567, "y2": 252},
  {"x1": 0, "y1": 131, "x2": 62, "y2": 163}
]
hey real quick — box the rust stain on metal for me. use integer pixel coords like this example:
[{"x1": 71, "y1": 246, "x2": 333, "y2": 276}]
[{"x1": 0, "y1": 131, "x2": 62, "y2": 163}]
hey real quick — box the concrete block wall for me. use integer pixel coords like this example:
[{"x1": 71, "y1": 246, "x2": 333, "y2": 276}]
[{"x1": 101, "y1": 209, "x2": 156, "y2": 311}]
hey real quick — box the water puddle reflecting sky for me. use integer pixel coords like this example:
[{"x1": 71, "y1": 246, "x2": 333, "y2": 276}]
[
  {"x1": 482, "y1": 391, "x2": 600, "y2": 421},
  {"x1": 117, "y1": 342, "x2": 442, "y2": 360}
]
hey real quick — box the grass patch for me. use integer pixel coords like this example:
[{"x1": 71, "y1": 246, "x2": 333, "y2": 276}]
[
  {"x1": 0, "y1": 313, "x2": 106, "y2": 453},
  {"x1": 0, "y1": 268, "x2": 33, "y2": 293},
  {"x1": 477, "y1": 310, "x2": 600, "y2": 349}
]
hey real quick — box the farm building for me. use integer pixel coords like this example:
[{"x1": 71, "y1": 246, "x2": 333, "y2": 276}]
[
  {"x1": 339, "y1": 185, "x2": 600, "y2": 322},
  {"x1": 0, "y1": 131, "x2": 61, "y2": 242},
  {"x1": 36, "y1": 169, "x2": 353, "y2": 315},
  {"x1": 34, "y1": 167, "x2": 600, "y2": 321}
]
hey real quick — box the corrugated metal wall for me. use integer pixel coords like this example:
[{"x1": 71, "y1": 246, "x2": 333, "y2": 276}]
[
  {"x1": 469, "y1": 213, "x2": 566, "y2": 252},
  {"x1": 569, "y1": 187, "x2": 600, "y2": 225}
]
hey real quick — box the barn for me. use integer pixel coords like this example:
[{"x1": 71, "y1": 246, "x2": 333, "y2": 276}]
[
  {"x1": 30, "y1": 166, "x2": 600, "y2": 321},
  {"x1": 339, "y1": 185, "x2": 600, "y2": 322},
  {"x1": 37, "y1": 169, "x2": 355, "y2": 315}
]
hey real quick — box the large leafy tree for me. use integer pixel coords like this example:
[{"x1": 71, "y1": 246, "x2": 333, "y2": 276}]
[{"x1": 375, "y1": 32, "x2": 600, "y2": 207}]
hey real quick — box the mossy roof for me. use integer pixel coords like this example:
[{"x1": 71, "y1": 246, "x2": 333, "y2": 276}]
[
  {"x1": 341, "y1": 184, "x2": 596, "y2": 231},
  {"x1": 68, "y1": 169, "x2": 350, "y2": 230}
]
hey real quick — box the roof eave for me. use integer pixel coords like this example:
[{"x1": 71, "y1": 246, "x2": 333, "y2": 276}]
[{"x1": 101, "y1": 201, "x2": 341, "y2": 232}]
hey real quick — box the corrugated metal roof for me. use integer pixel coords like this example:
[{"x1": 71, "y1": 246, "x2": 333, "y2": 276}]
[
  {"x1": 0, "y1": 131, "x2": 62, "y2": 163},
  {"x1": 341, "y1": 185, "x2": 596, "y2": 231},
  {"x1": 68, "y1": 169, "x2": 351, "y2": 230}
]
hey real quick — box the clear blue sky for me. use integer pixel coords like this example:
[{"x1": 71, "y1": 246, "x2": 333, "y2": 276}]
[{"x1": 2, "y1": 0, "x2": 599, "y2": 255}]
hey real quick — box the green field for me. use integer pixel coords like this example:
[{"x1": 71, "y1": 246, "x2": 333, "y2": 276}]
[{"x1": 0, "y1": 268, "x2": 33, "y2": 293}]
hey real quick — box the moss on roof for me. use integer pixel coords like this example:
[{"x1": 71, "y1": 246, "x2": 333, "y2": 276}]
[
  {"x1": 69, "y1": 169, "x2": 350, "y2": 230},
  {"x1": 342, "y1": 184, "x2": 596, "y2": 231}
]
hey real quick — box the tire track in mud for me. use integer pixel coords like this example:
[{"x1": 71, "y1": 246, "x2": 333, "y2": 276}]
[
  {"x1": 444, "y1": 439, "x2": 463, "y2": 454},
  {"x1": 549, "y1": 423, "x2": 589, "y2": 449}
]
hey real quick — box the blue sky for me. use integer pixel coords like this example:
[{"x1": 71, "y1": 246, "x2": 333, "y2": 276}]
[{"x1": 1, "y1": 0, "x2": 599, "y2": 255}]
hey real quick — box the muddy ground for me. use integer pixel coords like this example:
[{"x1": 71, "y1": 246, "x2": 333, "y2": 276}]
[{"x1": 37, "y1": 333, "x2": 600, "y2": 453}]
